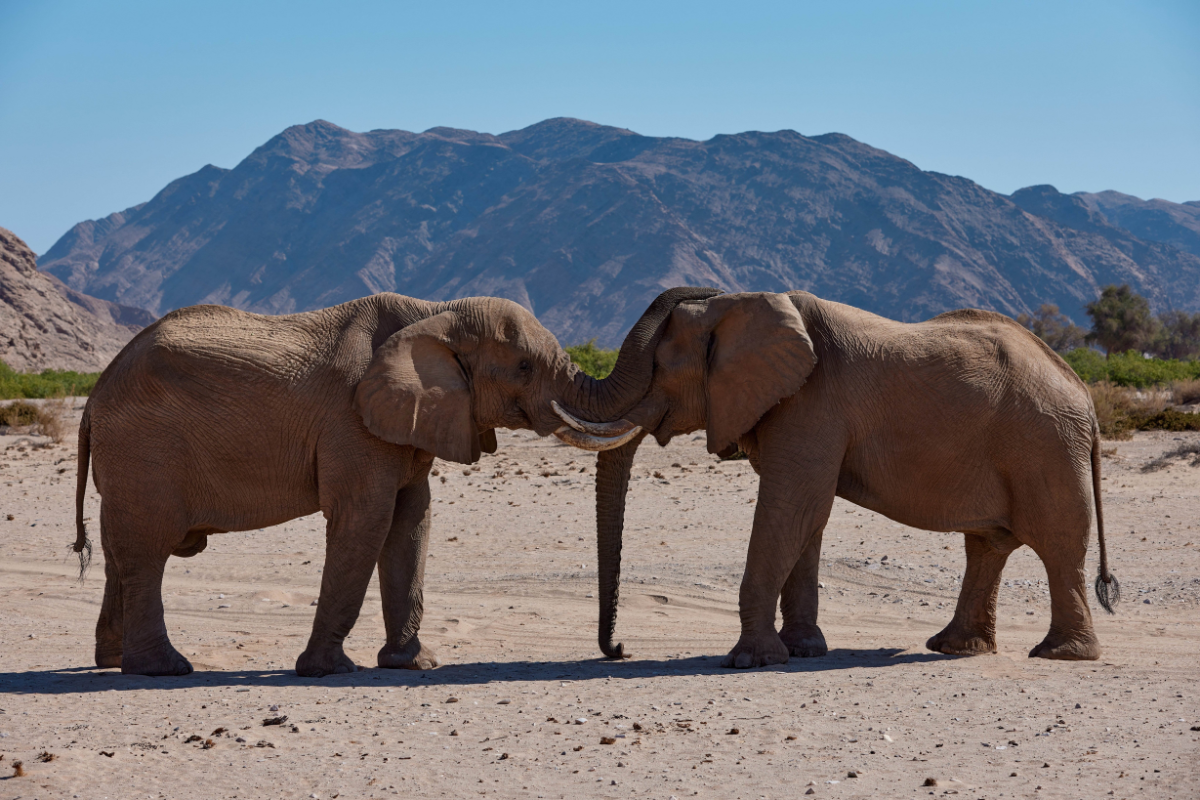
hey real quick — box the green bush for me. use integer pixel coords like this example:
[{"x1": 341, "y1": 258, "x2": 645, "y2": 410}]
[
  {"x1": 1062, "y1": 349, "x2": 1200, "y2": 388},
  {"x1": 0, "y1": 361, "x2": 100, "y2": 399},
  {"x1": 566, "y1": 340, "x2": 618, "y2": 379}
]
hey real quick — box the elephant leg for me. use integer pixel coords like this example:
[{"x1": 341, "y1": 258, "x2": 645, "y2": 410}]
[
  {"x1": 377, "y1": 479, "x2": 439, "y2": 670},
  {"x1": 296, "y1": 489, "x2": 396, "y2": 678},
  {"x1": 103, "y1": 507, "x2": 192, "y2": 676},
  {"x1": 723, "y1": 469, "x2": 838, "y2": 669},
  {"x1": 1028, "y1": 534, "x2": 1100, "y2": 660},
  {"x1": 94, "y1": 530, "x2": 124, "y2": 669},
  {"x1": 927, "y1": 531, "x2": 1017, "y2": 656},
  {"x1": 778, "y1": 527, "x2": 827, "y2": 658}
]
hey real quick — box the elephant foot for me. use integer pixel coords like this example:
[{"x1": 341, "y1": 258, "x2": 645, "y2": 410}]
[
  {"x1": 926, "y1": 624, "x2": 997, "y2": 656},
  {"x1": 779, "y1": 624, "x2": 827, "y2": 658},
  {"x1": 94, "y1": 646, "x2": 122, "y2": 670},
  {"x1": 1029, "y1": 631, "x2": 1100, "y2": 661},
  {"x1": 378, "y1": 638, "x2": 440, "y2": 670},
  {"x1": 720, "y1": 632, "x2": 789, "y2": 669},
  {"x1": 296, "y1": 644, "x2": 359, "y2": 677},
  {"x1": 121, "y1": 643, "x2": 193, "y2": 676}
]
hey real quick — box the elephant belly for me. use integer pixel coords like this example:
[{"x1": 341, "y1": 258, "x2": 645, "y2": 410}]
[{"x1": 835, "y1": 452, "x2": 1011, "y2": 534}]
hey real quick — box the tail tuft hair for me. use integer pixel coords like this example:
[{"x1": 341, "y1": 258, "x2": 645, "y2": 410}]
[
  {"x1": 1094, "y1": 569, "x2": 1120, "y2": 615},
  {"x1": 73, "y1": 529, "x2": 92, "y2": 582}
]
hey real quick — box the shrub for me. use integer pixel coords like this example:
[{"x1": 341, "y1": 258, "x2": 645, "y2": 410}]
[
  {"x1": 1173, "y1": 378, "x2": 1200, "y2": 405},
  {"x1": 0, "y1": 395, "x2": 71, "y2": 443},
  {"x1": 566, "y1": 340, "x2": 619, "y2": 379},
  {"x1": 0, "y1": 360, "x2": 100, "y2": 399},
  {"x1": 1063, "y1": 349, "x2": 1200, "y2": 389}
]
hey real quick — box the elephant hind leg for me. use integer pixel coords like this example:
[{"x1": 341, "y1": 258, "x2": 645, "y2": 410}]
[
  {"x1": 102, "y1": 506, "x2": 193, "y2": 676},
  {"x1": 94, "y1": 531, "x2": 123, "y2": 669},
  {"x1": 927, "y1": 530, "x2": 1018, "y2": 656},
  {"x1": 1028, "y1": 558, "x2": 1100, "y2": 660}
]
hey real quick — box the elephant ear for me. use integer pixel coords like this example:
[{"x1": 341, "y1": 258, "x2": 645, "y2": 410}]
[
  {"x1": 705, "y1": 293, "x2": 817, "y2": 455},
  {"x1": 354, "y1": 312, "x2": 481, "y2": 465}
]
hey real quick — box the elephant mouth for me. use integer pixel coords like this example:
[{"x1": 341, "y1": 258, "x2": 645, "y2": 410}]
[{"x1": 551, "y1": 401, "x2": 642, "y2": 451}]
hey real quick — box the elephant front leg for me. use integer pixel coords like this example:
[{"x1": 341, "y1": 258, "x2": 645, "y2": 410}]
[
  {"x1": 927, "y1": 531, "x2": 1016, "y2": 656},
  {"x1": 377, "y1": 480, "x2": 440, "y2": 670},
  {"x1": 296, "y1": 502, "x2": 394, "y2": 678},
  {"x1": 778, "y1": 527, "x2": 827, "y2": 658},
  {"x1": 723, "y1": 474, "x2": 836, "y2": 669}
]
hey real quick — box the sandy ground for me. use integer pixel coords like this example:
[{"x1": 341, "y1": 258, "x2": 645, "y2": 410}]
[{"x1": 1, "y1": 399, "x2": 1198, "y2": 800}]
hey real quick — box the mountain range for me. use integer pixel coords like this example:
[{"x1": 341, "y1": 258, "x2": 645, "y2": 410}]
[{"x1": 37, "y1": 118, "x2": 1200, "y2": 347}]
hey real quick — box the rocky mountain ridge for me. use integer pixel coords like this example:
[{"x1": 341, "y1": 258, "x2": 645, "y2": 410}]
[
  {"x1": 1, "y1": 227, "x2": 153, "y2": 372},
  {"x1": 39, "y1": 118, "x2": 1200, "y2": 347}
]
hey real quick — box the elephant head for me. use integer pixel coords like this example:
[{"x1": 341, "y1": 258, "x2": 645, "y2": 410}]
[
  {"x1": 353, "y1": 289, "x2": 722, "y2": 465},
  {"x1": 553, "y1": 292, "x2": 818, "y2": 657}
]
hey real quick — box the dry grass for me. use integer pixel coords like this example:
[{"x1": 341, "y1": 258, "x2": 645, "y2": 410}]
[
  {"x1": 1173, "y1": 378, "x2": 1200, "y2": 405},
  {"x1": 1090, "y1": 382, "x2": 1163, "y2": 440},
  {"x1": 0, "y1": 393, "x2": 71, "y2": 443},
  {"x1": 1142, "y1": 442, "x2": 1200, "y2": 472}
]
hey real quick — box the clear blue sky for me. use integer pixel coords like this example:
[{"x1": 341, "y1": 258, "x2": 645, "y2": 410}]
[{"x1": 1, "y1": 0, "x2": 1197, "y2": 254}]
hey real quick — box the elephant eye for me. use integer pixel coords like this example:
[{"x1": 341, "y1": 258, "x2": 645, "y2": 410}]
[{"x1": 518, "y1": 360, "x2": 531, "y2": 372}]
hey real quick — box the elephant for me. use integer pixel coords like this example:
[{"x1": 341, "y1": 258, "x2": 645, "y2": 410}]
[
  {"x1": 552, "y1": 290, "x2": 1120, "y2": 668},
  {"x1": 71, "y1": 288, "x2": 719, "y2": 676}
]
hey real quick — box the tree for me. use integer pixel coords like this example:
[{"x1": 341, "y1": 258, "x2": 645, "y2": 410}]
[
  {"x1": 1152, "y1": 310, "x2": 1200, "y2": 361},
  {"x1": 1015, "y1": 304, "x2": 1087, "y2": 353},
  {"x1": 1085, "y1": 285, "x2": 1158, "y2": 358}
]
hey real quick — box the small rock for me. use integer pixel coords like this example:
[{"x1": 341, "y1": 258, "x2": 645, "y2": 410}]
[
  {"x1": 446, "y1": 697, "x2": 459, "y2": 703},
  {"x1": 450, "y1": 730, "x2": 459, "y2": 736},
  {"x1": 1075, "y1": 703, "x2": 1082, "y2": 709},
  {"x1": 805, "y1": 789, "x2": 815, "y2": 796},
  {"x1": 497, "y1": 699, "x2": 511, "y2": 705},
  {"x1": 600, "y1": 736, "x2": 616, "y2": 745},
  {"x1": 310, "y1": 599, "x2": 318, "y2": 606},
  {"x1": 924, "y1": 778, "x2": 938, "y2": 787},
  {"x1": 727, "y1": 727, "x2": 740, "y2": 735},
  {"x1": 882, "y1": 734, "x2": 893, "y2": 742},
  {"x1": 818, "y1": 581, "x2": 826, "y2": 589},
  {"x1": 575, "y1": 718, "x2": 586, "y2": 724},
  {"x1": 269, "y1": 705, "x2": 279, "y2": 712},
  {"x1": 847, "y1": 770, "x2": 858, "y2": 778}
]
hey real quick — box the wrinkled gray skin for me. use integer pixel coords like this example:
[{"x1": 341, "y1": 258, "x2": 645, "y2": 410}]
[
  {"x1": 73, "y1": 289, "x2": 716, "y2": 677},
  {"x1": 560, "y1": 291, "x2": 1118, "y2": 668}
]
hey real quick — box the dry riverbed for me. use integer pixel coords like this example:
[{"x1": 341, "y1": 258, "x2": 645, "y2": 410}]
[{"x1": 1, "y1": 400, "x2": 1198, "y2": 799}]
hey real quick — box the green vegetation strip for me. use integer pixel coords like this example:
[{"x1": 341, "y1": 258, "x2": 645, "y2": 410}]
[
  {"x1": 0, "y1": 361, "x2": 100, "y2": 399},
  {"x1": 2, "y1": 345, "x2": 1198, "y2": 398},
  {"x1": 1063, "y1": 348, "x2": 1200, "y2": 388}
]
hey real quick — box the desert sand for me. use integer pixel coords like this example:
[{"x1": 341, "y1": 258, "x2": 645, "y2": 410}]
[{"x1": 1, "y1": 400, "x2": 1197, "y2": 799}]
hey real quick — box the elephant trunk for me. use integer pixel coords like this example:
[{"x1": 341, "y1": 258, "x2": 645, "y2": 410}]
[
  {"x1": 567, "y1": 287, "x2": 722, "y2": 421},
  {"x1": 595, "y1": 431, "x2": 646, "y2": 659}
]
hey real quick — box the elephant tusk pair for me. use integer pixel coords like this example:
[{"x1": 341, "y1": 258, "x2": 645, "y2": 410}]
[
  {"x1": 551, "y1": 401, "x2": 642, "y2": 451},
  {"x1": 553, "y1": 425, "x2": 643, "y2": 451},
  {"x1": 551, "y1": 401, "x2": 638, "y2": 436}
]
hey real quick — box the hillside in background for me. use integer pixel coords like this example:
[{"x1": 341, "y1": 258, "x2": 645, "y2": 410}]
[
  {"x1": 39, "y1": 118, "x2": 1200, "y2": 347},
  {"x1": 1, "y1": 227, "x2": 154, "y2": 372}
]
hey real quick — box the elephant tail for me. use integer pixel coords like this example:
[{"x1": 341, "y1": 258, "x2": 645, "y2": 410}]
[
  {"x1": 72, "y1": 404, "x2": 93, "y2": 581},
  {"x1": 1091, "y1": 423, "x2": 1119, "y2": 614}
]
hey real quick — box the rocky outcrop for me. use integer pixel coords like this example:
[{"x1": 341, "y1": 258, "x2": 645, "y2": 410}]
[
  {"x1": 39, "y1": 119, "x2": 1200, "y2": 346},
  {"x1": 1, "y1": 226, "x2": 153, "y2": 372}
]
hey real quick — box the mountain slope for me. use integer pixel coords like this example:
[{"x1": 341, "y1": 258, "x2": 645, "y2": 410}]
[
  {"x1": 1, "y1": 227, "x2": 153, "y2": 372},
  {"x1": 1073, "y1": 190, "x2": 1200, "y2": 260},
  {"x1": 40, "y1": 119, "x2": 1200, "y2": 346}
]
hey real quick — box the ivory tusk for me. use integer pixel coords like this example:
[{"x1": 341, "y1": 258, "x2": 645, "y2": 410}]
[
  {"x1": 553, "y1": 425, "x2": 643, "y2": 452},
  {"x1": 551, "y1": 400, "x2": 637, "y2": 436}
]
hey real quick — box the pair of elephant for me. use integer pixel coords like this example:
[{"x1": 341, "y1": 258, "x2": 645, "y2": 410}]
[{"x1": 74, "y1": 288, "x2": 1117, "y2": 676}]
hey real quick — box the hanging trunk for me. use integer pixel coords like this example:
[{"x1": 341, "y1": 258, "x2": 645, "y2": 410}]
[
  {"x1": 567, "y1": 287, "x2": 721, "y2": 421},
  {"x1": 594, "y1": 431, "x2": 646, "y2": 658}
]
